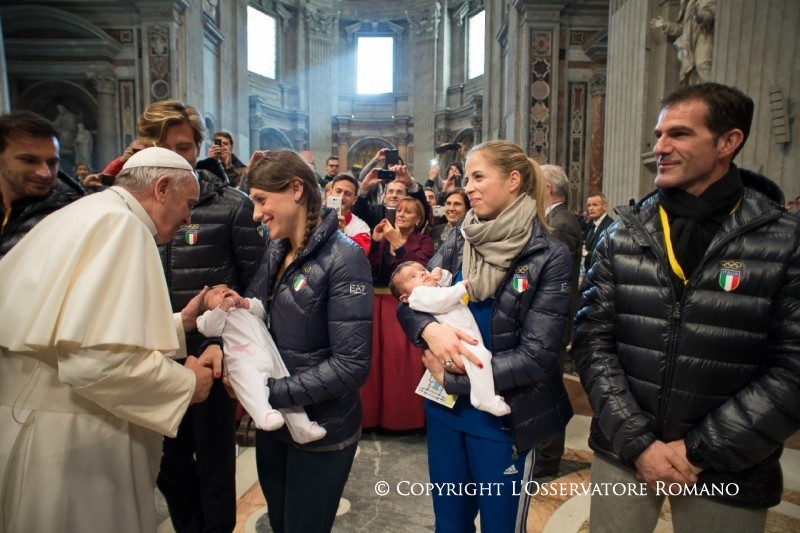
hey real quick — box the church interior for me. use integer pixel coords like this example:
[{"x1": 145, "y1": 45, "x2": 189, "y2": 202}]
[{"x1": 1, "y1": 1, "x2": 799, "y2": 531}]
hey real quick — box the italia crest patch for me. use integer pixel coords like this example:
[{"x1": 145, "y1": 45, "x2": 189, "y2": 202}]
[
  {"x1": 184, "y1": 224, "x2": 199, "y2": 245},
  {"x1": 512, "y1": 273, "x2": 528, "y2": 293},
  {"x1": 293, "y1": 274, "x2": 308, "y2": 291},
  {"x1": 718, "y1": 260, "x2": 742, "y2": 292}
]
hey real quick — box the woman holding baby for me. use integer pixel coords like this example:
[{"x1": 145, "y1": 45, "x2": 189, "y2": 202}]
[
  {"x1": 241, "y1": 150, "x2": 373, "y2": 532},
  {"x1": 397, "y1": 140, "x2": 574, "y2": 532}
]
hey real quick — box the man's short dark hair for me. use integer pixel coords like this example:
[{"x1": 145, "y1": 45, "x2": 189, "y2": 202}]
[
  {"x1": 661, "y1": 83, "x2": 754, "y2": 158},
  {"x1": 213, "y1": 131, "x2": 233, "y2": 147},
  {"x1": 326, "y1": 156, "x2": 339, "y2": 164},
  {"x1": 331, "y1": 172, "x2": 358, "y2": 191},
  {"x1": 0, "y1": 110, "x2": 60, "y2": 153}
]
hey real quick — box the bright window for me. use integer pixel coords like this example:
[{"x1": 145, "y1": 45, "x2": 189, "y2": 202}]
[
  {"x1": 247, "y1": 7, "x2": 276, "y2": 79},
  {"x1": 468, "y1": 10, "x2": 485, "y2": 79},
  {"x1": 357, "y1": 36, "x2": 394, "y2": 94}
]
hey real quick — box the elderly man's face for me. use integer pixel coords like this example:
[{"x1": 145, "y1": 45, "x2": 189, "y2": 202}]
[
  {"x1": 0, "y1": 134, "x2": 60, "y2": 205},
  {"x1": 152, "y1": 173, "x2": 199, "y2": 244}
]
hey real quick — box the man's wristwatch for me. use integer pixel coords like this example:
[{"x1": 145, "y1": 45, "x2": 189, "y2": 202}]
[{"x1": 686, "y1": 444, "x2": 706, "y2": 468}]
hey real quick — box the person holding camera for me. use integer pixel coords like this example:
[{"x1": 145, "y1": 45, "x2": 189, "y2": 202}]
[
  {"x1": 353, "y1": 163, "x2": 430, "y2": 231},
  {"x1": 207, "y1": 131, "x2": 246, "y2": 188},
  {"x1": 363, "y1": 196, "x2": 434, "y2": 430}
]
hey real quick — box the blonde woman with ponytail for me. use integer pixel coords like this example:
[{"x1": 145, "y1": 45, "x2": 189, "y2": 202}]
[
  {"x1": 397, "y1": 140, "x2": 574, "y2": 532},
  {"x1": 241, "y1": 150, "x2": 373, "y2": 532}
]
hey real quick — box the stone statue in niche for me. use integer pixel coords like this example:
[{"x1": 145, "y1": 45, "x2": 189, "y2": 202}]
[
  {"x1": 650, "y1": 0, "x2": 716, "y2": 86},
  {"x1": 52, "y1": 104, "x2": 77, "y2": 152},
  {"x1": 74, "y1": 123, "x2": 94, "y2": 169}
]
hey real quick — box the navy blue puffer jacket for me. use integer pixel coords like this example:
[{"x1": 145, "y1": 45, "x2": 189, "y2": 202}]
[
  {"x1": 397, "y1": 218, "x2": 574, "y2": 452},
  {"x1": 573, "y1": 169, "x2": 800, "y2": 507},
  {"x1": 245, "y1": 208, "x2": 373, "y2": 448}
]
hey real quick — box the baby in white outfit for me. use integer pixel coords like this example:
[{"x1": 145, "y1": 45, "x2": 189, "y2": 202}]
[
  {"x1": 197, "y1": 285, "x2": 326, "y2": 444},
  {"x1": 391, "y1": 262, "x2": 511, "y2": 417}
]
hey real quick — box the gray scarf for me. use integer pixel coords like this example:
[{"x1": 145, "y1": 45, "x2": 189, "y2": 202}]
[{"x1": 461, "y1": 194, "x2": 537, "y2": 301}]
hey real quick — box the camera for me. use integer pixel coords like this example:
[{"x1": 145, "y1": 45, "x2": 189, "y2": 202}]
[
  {"x1": 326, "y1": 196, "x2": 342, "y2": 215},
  {"x1": 384, "y1": 148, "x2": 399, "y2": 167},
  {"x1": 385, "y1": 207, "x2": 396, "y2": 225},
  {"x1": 432, "y1": 205, "x2": 446, "y2": 217},
  {"x1": 378, "y1": 169, "x2": 396, "y2": 182},
  {"x1": 453, "y1": 174, "x2": 463, "y2": 188},
  {"x1": 214, "y1": 138, "x2": 222, "y2": 146},
  {"x1": 434, "y1": 143, "x2": 460, "y2": 154}
]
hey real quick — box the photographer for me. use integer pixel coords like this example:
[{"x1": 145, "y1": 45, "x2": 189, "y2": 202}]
[
  {"x1": 353, "y1": 164, "x2": 431, "y2": 231},
  {"x1": 207, "y1": 131, "x2": 246, "y2": 188}
]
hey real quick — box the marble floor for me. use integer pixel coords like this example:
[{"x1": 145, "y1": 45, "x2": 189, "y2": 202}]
[{"x1": 157, "y1": 374, "x2": 800, "y2": 532}]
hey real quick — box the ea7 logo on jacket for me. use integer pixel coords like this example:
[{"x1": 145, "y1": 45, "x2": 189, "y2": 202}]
[
  {"x1": 718, "y1": 260, "x2": 742, "y2": 292},
  {"x1": 183, "y1": 224, "x2": 199, "y2": 245},
  {"x1": 349, "y1": 283, "x2": 366, "y2": 295}
]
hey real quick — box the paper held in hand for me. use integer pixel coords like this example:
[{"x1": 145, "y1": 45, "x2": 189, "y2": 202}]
[{"x1": 415, "y1": 370, "x2": 456, "y2": 408}]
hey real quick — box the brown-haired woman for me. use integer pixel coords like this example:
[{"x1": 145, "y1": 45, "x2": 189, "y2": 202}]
[
  {"x1": 242, "y1": 150, "x2": 373, "y2": 532},
  {"x1": 397, "y1": 140, "x2": 573, "y2": 531}
]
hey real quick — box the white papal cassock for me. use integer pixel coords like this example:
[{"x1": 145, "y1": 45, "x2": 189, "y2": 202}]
[{"x1": 0, "y1": 187, "x2": 196, "y2": 533}]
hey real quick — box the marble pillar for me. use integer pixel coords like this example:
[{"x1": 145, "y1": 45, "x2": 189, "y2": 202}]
[
  {"x1": 249, "y1": 115, "x2": 264, "y2": 155},
  {"x1": 88, "y1": 68, "x2": 118, "y2": 170},
  {"x1": 304, "y1": 6, "x2": 338, "y2": 164},
  {"x1": 406, "y1": 3, "x2": 441, "y2": 164},
  {"x1": 588, "y1": 73, "x2": 606, "y2": 196},
  {"x1": 336, "y1": 132, "x2": 351, "y2": 171},
  {"x1": 0, "y1": 14, "x2": 9, "y2": 114}
]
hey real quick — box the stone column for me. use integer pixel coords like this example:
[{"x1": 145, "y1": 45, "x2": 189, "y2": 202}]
[
  {"x1": 336, "y1": 132, "x2": 351, "y2": 171},
  {"x1": 304, "y1": 6, "x2": 338, "y2": 163},
  {"x1": 87, "y1": 67, "x2": 118, "y2": 170},
  {"x1": 406, "y1": 3, "x2": 441, "y2": 164},
  {"x1": 0, "y1": 15, "x2": 9, "y2": 113},
  {"x1": 136, "y1": 1, "x2": 183, "y2": 104},
  {"x1": 588, "y1": 72, "x2": 606, "y2": 196},
  {"x1": 249, "y1": 115, "x2": 264, "y2": 154}
]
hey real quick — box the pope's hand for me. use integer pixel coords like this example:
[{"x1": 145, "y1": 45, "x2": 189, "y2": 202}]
[
  {"x1": 181, "y1": 286, "x2": 209, "y2": 332},
  {"x1": 186, "y1": 355, "x2": 214, "y2": 404}
]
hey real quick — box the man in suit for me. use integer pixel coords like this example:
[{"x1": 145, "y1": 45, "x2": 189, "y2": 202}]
[
  {"x1": 536, "y1": 165, "x2": 583, "y2": 476},
  {"x1": 583, "y1": 193, "x2": 614, "y2": 273}
]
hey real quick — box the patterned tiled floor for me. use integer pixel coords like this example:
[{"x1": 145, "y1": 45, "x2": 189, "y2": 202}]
[{"x1": 157, "y1": 375, "x2": 800, "y2": 532}]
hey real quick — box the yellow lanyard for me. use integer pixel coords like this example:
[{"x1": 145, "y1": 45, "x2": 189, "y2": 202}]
[
  {"x1": 659, "y1": 205, "x2": 688, "y2": 285},
  {"x1": 1, "y1": 208, "x2": 10, "y2": 234},
  {"x1": 658, "y1": 197, "x2": 743, "y2": 286}
]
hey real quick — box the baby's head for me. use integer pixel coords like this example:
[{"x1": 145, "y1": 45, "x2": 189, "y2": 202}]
[
  {"x1": 390, "y1": 261, "x2": 437, "y2": 302},
  {"x1": 202, "y1": 284, "x2": 240, "y2": 311}
]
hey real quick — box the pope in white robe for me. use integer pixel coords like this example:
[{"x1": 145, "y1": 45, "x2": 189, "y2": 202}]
[{"x1": 0, "y1": 148, "x2": 214, "y2": 533}]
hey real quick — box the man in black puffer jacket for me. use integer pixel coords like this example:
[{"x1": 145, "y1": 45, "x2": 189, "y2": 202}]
[
  {"x1": 137, "y1": 100, "x2": 266, "y2": 533},
  {"x1": 573, "y1": 83, "x2": 800, "y2": 532},
  {"x1": 0, "y1": 111, "x2": 84, "y2": 259}
]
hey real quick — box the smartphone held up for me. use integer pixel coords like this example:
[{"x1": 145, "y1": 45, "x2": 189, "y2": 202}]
[
  {"x1": 326, "y1": 195, "x2": 342, "y2": 215},
  {"x1": 378, "y1": 169, "x2": 396, "y2": 182}
]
